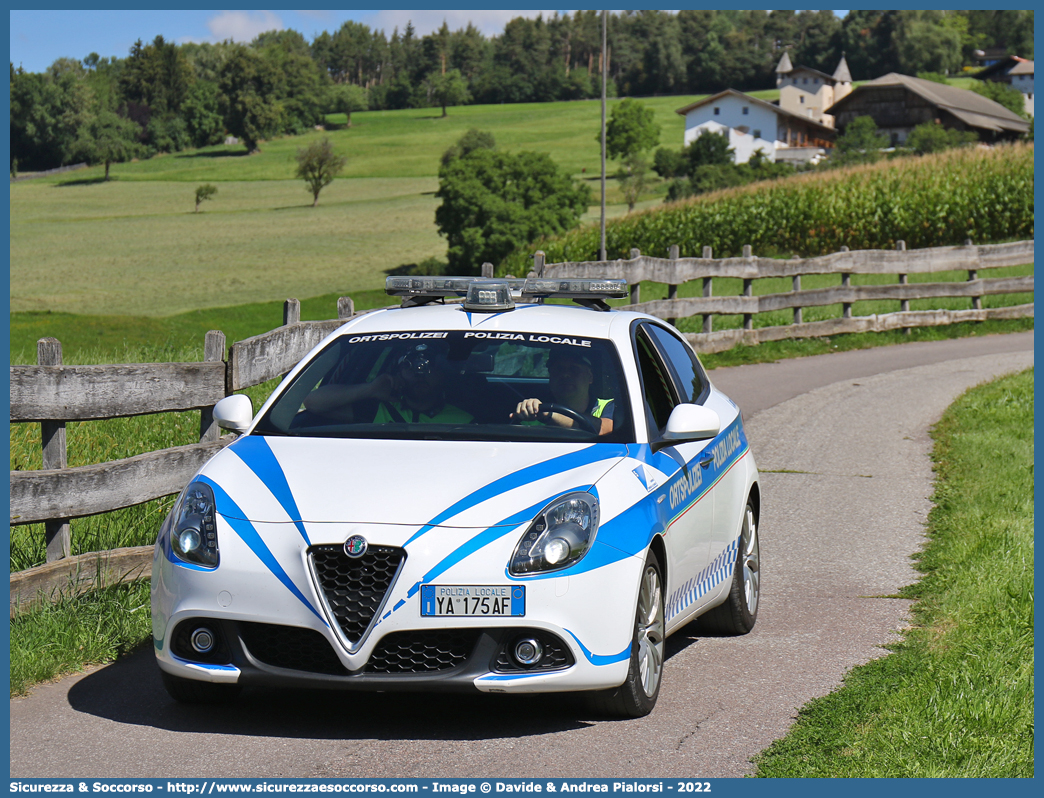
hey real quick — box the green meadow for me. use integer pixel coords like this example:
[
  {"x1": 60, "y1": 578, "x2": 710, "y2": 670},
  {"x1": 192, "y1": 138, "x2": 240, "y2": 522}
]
[{"x1": 10, "y1": 94, "x2": 712, "y2": 319}]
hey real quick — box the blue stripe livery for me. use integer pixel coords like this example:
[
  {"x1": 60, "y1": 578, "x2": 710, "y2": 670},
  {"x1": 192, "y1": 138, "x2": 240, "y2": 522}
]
[
  {"x1": 198, "y1": 475, "x2": 328, "y2": 627},
  {"x1": 666, "y1": 537, "x2": 739, "y2": 622},
  {"x1": 565, "y1": 630, "x2": 632, "y2": 666},
  {"x1": 227, "y1": 436, "x2": 311, "y2": 545},
  {"x1": 403, "y1": 446, "x2": 625, "y2": 546},
  {"x1": 405, "y1": 487, "x2": 592, "y2": 599}
]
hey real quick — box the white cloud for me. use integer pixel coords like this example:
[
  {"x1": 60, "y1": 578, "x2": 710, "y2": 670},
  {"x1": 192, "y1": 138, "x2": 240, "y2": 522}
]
[
  {"x1": 207, "y1": 10, "x2": 284, "y2": 43},
  {"x1": 364, "y1": 9, "x2": 564, "y2": 38}
]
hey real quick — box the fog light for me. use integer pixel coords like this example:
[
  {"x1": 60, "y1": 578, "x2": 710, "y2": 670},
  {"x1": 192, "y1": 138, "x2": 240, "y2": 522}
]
[
  {"x1": 190, "y1": 627, "x2": 215, "y2": 654},
  {"x1": 514, "y1": 637, "x2": 543, "y2": 666}
]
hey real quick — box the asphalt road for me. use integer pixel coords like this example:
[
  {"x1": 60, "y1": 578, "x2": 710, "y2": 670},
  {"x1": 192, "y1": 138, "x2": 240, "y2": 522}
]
[{"x1": 9, "y1": 331, "x2": 1033, "y2": 779}]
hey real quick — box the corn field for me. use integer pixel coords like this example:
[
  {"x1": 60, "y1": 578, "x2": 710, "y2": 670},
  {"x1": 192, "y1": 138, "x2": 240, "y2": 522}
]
[{"x1": 502, "y1": 143, "x2": 1035, "y2": 273}]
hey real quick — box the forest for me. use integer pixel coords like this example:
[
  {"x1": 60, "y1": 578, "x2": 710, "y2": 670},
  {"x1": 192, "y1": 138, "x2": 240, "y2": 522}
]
[{"x1": 10, "y1": 9, "x2": 1035, "y2": 172}]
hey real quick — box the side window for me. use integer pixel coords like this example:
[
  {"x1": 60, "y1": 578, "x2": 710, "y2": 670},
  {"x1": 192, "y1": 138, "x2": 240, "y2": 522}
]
[
  {"x1": 644, "y1": 324, "x2": 709, "y2": 405},
  {"x1": 634, "y1": 327, "x2": 678, "y2": 438}
]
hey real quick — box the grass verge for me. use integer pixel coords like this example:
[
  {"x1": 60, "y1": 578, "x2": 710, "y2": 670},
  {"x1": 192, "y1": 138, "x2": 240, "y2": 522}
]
[
  {"x1": 10, "y1": 581, "x2": 153, "y2": 697},
  {"x1": 753, "y1": 367, "x2": 1034, "y2": 777}
]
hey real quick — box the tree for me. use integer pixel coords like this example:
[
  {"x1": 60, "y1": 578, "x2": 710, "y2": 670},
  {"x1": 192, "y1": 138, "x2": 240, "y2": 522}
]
[
  {"x1": 429, "y1": 68, "x2": 470, "y2": 117},
  {"x1": 441, "y1": 128, "x2": 496, "y2": 166},
  {"x1": 194, "y1": 184, "x2": 217, "y2": 212},
  {"x1": 970, "y1": 80, "x2": 1029, "y2": 119},
  {"x1": 435, "y1": 148, "x2": 589, "y2": 273},
  {"x1": 652, "y1": 146, "x2": 688, "y2": 179},
  {"x1": 295, "y1": 138, "x2": 347, "y2": 207},
  {"x1": 618, "y1": 152, "x2": 650, "y2": 212},
  {"x1": 905, "y1": 122, "x2": 976, "y2": 155},
  {"x1": 603, "y1": 97, "x2": 661, "y2": 160},
  {"x1": 219, "y1": 44, "x2": 281, "y2": 152},
  {"x1": 832, "y1": 116, "x2": 890, "y2": 165},
  {"x1": 328, "y1": 83, "x2": 368, "y2": 127},
  {"x1": 685, "y1": 129, "x2": 734, "y2": 170},
  {"x1": 71, "y1": 110, "x2": 142, "y2": 180}
]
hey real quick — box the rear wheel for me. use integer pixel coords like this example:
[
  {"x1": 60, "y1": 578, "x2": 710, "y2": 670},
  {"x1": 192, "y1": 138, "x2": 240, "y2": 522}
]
[
  {"x1": 590, "y1": 549, "x2": 665, "y2": 718},
  {"x1": 700, "y1": 500, "x2": 759, "y2": 634},
  {"x1": 161, "y1": 670, "x2": 242, "y2": 704}
]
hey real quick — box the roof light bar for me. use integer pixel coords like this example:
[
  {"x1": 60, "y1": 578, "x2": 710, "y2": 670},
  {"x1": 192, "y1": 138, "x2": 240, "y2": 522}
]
[{"x1": 385, "y1": 276, "x2": 628, "y2": 304}]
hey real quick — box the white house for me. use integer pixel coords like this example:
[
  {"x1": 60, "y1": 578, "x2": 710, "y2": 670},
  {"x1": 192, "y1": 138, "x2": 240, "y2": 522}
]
[
  {"x1": 975, "y1": 55, "x2": 1034, "y2": 117},
  {"x1": 675, "y1": 88, "x2": 836, "y2": 165}
]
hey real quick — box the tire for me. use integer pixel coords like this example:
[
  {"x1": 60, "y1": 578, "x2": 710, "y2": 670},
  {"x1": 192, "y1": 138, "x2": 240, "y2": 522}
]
[
  {"x1": 700, "y1": 500, "x2": 759, "y2": 635},
  {"x1": 590, "y1": 549, "x2": 666, "y2": 718},
  {"x1": 161, "y1": 670, "x2": 242, "y2": 704}
]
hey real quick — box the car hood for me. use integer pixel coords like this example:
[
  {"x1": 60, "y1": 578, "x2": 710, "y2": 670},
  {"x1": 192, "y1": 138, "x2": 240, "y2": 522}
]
[{"x1": 198, "y1": 435, "x2": 628, "y2": 527}]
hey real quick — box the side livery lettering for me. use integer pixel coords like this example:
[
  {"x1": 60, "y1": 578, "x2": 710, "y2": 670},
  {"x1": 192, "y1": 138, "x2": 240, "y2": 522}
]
[
  {"x1": 347, "y1": 332, "x2": 449, "y2": 343},
  {"x1": 666, "y1": 418, "x2": 748, "y2": 516}
]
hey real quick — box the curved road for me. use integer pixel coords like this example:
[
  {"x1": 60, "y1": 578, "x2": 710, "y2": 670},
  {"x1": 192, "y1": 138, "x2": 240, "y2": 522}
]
[{"x1": 10, "y1": 332, "x2": 1033, "y2": 779}]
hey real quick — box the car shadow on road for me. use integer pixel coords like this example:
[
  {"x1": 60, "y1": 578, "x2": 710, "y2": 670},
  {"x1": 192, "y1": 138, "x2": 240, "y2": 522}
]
[{"x1": 67, "y1": 630, "x2": 708, "y2": 739}]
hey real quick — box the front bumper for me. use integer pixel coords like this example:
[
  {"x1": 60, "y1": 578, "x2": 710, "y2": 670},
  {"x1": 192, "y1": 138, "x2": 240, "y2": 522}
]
[{"x1": 151, "y1": 517, "x2": 642, "y2": 694}]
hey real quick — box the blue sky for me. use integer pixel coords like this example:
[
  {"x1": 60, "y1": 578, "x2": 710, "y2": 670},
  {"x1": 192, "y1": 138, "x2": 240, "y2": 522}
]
[{"x1": 9, "y1": 9, "x2": 850, "y2": 75}]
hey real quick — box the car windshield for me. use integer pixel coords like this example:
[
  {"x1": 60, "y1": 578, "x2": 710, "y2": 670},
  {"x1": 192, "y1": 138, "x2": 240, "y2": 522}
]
[{"x1": 252, "y1": 330, "x2": 634, "y2": 443}]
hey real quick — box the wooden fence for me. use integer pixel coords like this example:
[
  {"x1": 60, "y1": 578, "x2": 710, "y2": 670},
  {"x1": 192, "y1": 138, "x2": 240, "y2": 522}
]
[
  {"x1": 9, "y1": 297, "x2": 361, "y2": 615},
  {"x1": 8, "y1": 244, "x2": 1033, "y2": 612},
  {"x1": 540, "y1": 239, "x2": 1034, "y2": 353}
]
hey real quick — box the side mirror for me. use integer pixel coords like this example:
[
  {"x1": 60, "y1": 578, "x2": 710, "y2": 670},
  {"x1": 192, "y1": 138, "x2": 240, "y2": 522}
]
[
  {"x1": 213, "y1": 395, "x2": 254, "y2": 434},
  {"x1": 663, "y1": 403, "x2": 720, "y2": 442}
]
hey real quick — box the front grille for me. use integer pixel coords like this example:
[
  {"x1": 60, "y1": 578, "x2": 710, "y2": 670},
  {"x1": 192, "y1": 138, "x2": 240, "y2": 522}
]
[
  {"x1": 310, "y1": 544, "x2": 406, "y2": 644},
  {"x1": 238, "y1": 622, "x2": 348, "y2": 675},
  {"x1": 493, "y1": 630, "x2": 575, "y2": 672},
  {"x1": 367, "y1": 630, "x2": 482, "y2": 673}
]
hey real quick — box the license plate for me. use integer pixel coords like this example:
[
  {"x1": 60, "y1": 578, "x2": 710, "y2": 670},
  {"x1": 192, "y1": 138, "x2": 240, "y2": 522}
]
[{"x1": 420, "y1": 585, "x2": 525, "y2": 617}]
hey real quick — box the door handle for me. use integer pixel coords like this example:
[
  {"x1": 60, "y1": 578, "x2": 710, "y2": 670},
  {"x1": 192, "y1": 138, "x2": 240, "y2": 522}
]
[{"x1": 699, "y1": 453, "x2": 714, "y2": 469}]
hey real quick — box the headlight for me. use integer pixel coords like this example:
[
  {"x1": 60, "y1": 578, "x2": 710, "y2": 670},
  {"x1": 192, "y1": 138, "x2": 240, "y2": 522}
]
[
  {"x1": 509, "y1": 492, "x2": 599, "y2": 575},
  {"x1": 171, "y1": 481, "x2": 219, "y2": 568}
]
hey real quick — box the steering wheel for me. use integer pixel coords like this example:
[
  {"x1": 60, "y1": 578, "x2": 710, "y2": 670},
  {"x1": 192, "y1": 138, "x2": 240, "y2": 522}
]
[{"x1": 540, "y1": 402, "x2": 600, "y2": 434}]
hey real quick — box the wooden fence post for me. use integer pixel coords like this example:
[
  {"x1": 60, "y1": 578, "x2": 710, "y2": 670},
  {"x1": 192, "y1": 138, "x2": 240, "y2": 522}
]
[
  {"x1": 840, "y1": 246, "x2": 852, "y2": 319},
  {"x1": 283, "y1": 298, "x2": 301, "y2": 326},
  {"x1": 742, "y1": 245, "x2": 754, "y2": 331},
  {"x1": 481, "y1": 262, "x2": 494, "y2": 278},
  {"x1": 38, "y1": 338, "x2": 70, "y2": 562},
  {"x1": 199, "y1": 330, "x2": 226, "y2": 444},
  {"x1": 337, "y1": 297, "x2": 355, "y2": 320},
  {"x1": 701, "y1": 246, "x2": 713, "y2": 333},
  {"x1": 792, "y1": 256, "x2": 802, "y2": 325},
  {"x1": 897, "y1": 240, "x2": 909, "y2": 334},
  {"x1": 532, "y1": 251, "x2": 545, "y2": 278},
  {"x1": 629, "y1": 249, "x2": 641, "y2": 304},
  {"x1": 965, "y1": 239, "x2": 982, "y2": 311},
  {"x1": 666, "y1": 245, "x2": 679, "y2": 325}
]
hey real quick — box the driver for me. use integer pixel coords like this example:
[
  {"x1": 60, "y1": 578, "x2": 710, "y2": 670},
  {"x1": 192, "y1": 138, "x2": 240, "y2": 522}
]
[
  {"x1": 305, "y1": 343, "x2": 473, "y2": 424},
  {"x1": 510, "y1": 348, "x2": 614, "y2": 435}
]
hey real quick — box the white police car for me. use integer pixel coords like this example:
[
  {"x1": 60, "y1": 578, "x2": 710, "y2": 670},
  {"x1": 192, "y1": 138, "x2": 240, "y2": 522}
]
[{"x1": 152, "y1": 277, "x2": 760, "y2": 717}]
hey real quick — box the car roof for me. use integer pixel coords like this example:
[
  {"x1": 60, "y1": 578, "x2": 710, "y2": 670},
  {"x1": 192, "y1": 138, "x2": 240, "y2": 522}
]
[{"x1": 339, "y1": 301, "x2": 655, "y2": 338}]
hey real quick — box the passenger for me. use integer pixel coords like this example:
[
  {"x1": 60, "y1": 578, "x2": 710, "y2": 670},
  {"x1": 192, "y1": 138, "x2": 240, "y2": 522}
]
[
  {"x1": 511, "y1": 349, "x2": 614, "y2": 435},
  {"x1": 305, "y1": 343, "x2": 473, "y2": 424}
]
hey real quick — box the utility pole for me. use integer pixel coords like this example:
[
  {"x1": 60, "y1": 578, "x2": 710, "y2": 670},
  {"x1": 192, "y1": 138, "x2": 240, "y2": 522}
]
[{"x1": 600, "y1": 9, "x2": 607, "y2": 261}]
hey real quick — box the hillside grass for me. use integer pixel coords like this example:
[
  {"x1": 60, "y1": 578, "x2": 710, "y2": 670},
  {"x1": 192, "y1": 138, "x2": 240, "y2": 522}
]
[{"x1": 754, "y1": 368, "x2": 1034, "y2": 777}]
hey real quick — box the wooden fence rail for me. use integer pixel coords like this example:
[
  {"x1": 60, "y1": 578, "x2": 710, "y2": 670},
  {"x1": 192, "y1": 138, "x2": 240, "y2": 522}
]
[{"x1": 540, "y1": 239, "x2": 1034, "y2": 353}]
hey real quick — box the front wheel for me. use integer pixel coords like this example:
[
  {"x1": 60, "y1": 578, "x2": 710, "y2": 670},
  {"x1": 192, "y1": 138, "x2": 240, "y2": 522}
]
[
  {"x1": 590, "y1": 549, "x2": 665, "y2": 718},
  {"x1": 700, "y1": 500, "x2": 759, "y2": 634}
]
